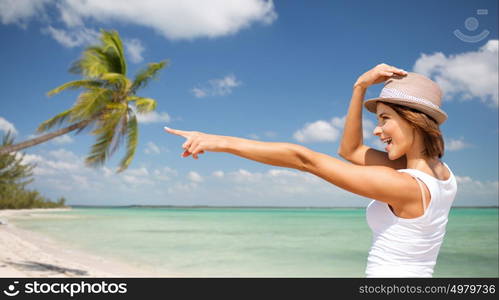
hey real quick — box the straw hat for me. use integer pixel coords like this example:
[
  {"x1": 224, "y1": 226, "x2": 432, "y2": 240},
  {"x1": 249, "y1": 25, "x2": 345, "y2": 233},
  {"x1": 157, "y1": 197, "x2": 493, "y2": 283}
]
[{"x1": 364, "y1": 72, "x2": 448, "y2": 124}]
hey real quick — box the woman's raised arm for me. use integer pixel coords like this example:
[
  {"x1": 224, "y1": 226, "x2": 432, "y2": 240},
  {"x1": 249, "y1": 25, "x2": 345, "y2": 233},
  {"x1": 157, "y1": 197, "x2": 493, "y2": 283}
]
[
  {"x1": 338, "y1": 64, "x2": 407, "y2": 163},
  {"x1": 337, "y1": 85, "x2": 367, "y2": 159}
]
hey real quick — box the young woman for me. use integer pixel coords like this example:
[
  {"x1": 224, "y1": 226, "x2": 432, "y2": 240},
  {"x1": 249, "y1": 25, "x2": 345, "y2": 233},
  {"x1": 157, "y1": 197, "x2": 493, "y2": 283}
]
[{"x1": 164, "y1": 63, "x2": 458, "y2": 277}]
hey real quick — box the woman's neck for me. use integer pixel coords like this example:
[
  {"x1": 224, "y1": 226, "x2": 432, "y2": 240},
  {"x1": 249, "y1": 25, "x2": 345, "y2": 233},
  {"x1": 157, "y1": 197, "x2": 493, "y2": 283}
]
[{"x1": 406, "y1": 156, "x2": 441, "y2": 170}]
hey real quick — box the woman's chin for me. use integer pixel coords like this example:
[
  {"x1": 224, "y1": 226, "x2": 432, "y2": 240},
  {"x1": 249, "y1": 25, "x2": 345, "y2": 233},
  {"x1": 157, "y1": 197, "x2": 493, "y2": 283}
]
[{"x1": 387, "y1": 150, "x2": 401, "y2": 160}]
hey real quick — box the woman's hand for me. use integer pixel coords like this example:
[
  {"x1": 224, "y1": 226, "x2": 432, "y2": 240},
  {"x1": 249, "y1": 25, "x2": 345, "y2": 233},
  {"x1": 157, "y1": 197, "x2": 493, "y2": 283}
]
[
  {"x1": 354, "y1": 63, "x2": 408, "y2": 89},
  {"x1": 164, "y1": 127, "x2": 226, "y2": 159}
]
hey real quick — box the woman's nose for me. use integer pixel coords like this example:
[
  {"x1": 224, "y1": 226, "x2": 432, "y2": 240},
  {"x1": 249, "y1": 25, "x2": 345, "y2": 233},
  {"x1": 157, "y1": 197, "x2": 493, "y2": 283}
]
[{"x1": 373, "y1": 125, "x2": 382, "y2": 136}]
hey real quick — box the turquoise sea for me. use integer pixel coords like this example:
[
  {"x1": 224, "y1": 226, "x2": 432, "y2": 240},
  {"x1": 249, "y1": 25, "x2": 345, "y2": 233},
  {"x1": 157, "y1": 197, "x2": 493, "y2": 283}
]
[{"x1": 10, "y1": 207, "x2": 499, "y2": 277}]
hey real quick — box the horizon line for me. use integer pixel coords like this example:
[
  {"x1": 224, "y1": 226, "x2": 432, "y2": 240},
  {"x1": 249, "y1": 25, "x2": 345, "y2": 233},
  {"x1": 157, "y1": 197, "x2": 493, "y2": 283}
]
[{"x1": 68, "y1": 205, "x2": 499, "y2": 209}]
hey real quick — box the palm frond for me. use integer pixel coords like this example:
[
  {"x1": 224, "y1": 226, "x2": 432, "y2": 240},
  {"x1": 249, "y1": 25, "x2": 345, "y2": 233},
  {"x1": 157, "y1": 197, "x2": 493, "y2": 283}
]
[
  {"x1": 85, "y1": 127, "x2": 114, "y2": 168},
  {"x1": 100, "y1": 72, "x2": 132, "y2": 93},
  {"x1": 85, "y1": 104, "x2": 127, "y2": 167},
  {"x1": 1, "y1": 131, "x2": 15, "y2": 146},
  {"x1": 68, "y1": 88, "x2": 113, "y2": 122},
  {"x1": 69, "y1": 46, "x2": 110, "y2": 78},
  {"x1": 37, "y1": 109, "x2": 73, "y2": 133},
  {"x1": 47, "y1": 79, "x2": 103, "y2": 96},
  {"x1": 91, "y1": 103, "x2": 128, "y2": 135},
  {"x1": 117, "y1": 109, "x2": 138, "y2": 172},
  {"x1": 131, "y1": 61, "x2": 167, "y2": 92},
  {"x1": 127, "y1": 96, "x2": 157, "y2": 114},
  {"x1": 0, "y1": 131, "x2": 35, "y2": 188},
  {"x1": 69, "y1": 30, "x2": 127, "y2": 78},
  {"x1": 100, "y1": 29, "x2": 127, "y2": 76},
  {"x1": 108, "y1": 112, "x2": 128, "y2": 157}
]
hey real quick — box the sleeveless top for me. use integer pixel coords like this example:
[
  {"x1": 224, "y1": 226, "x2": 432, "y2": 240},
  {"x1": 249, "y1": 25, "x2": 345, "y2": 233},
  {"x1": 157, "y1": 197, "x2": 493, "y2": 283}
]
[{"x1": 365, "y1": 162, "x2": 458, "y2": 277}]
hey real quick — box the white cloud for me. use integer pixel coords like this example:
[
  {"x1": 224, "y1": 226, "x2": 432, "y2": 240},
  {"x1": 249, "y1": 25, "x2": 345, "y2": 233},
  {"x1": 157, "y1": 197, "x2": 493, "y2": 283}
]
[
  {"x1": 445, "y1": 137, "x2": 471, "y2": 151},
  {"x1": 49, "y1": 148, "x2": 79, "y2": 161},
  {"x1": 56, "y1": 0, "x2": 277, "y2": 40},
  {"x1": 453, "y1": 175, "x2": 498, "y2": 206},
  {"x1": 23, "y1": 149, "x2": 183, "y2": 192},
  {"x1": 153, "y1": 167, "x2": 177, "y2": 181},
  {"x1": 41, "y1": 25, "x2": 99, "y2": 48},
  {"x1": 293, "y1": 120, "x2": 340, "y2": 143},
  {"x1": 136, "y1": 111, "x2": 171, "y2": 124},
  {"x1": 20, "y1": 153, "x2": 44, "y2": 165},
  {"x1": 231, "y1": 169, "x2": 263, "y2": 183},
  {"x1": 126, "y1": 167, "x2": 150, "y2": 177},
  {"x1": 45, "y1": 159, "x2": 79, "y2": 172},
  {"x1": 144, "y1": 141, "x2": 161, "y2": 155},
  {"x1": 71, "y1": 174, "x2": 89, "y2": 188},
  {"x1": 187, "y1": 171, "x2": 203, "y2": 183},
  {"x1": 52, "y1": 135, "x2": 74, "y2": 145},
  {"x1": 413, "y1": 39, "x2": 498, "y2": 107},
  {"x1": 191, "y1": 88, "x2": 207, "y2": 98},
  {"x1": 0, "y1": 117, "x2": 17, "y2": 135},
  {"x1": 125, "y1": 38, "x2": 145, "y2": 63},
  {"x1": 294, "y1": 115, "x2": 377, "y2": 144},
  {"x1": 212, "y1": 170, "x2": 225, "y2": 178},
  {"x1": 167, "y1": 182, "x2": 199, "y2": 194},
  {"x1": 122, "y1": 174, "x2": 154, "y2": 186},
  {"x1": 222, "y1": 168, "x2": 345, "y2": 200},
  {"x1": 0, "y1": 0, "x2": 50, "y2": 27},
  {"x1": 191, "y1": 74, "x2": 242, "y2": 98},
  {"x1": 3, "y1": 0, "x2": 277, "y2": 41}
]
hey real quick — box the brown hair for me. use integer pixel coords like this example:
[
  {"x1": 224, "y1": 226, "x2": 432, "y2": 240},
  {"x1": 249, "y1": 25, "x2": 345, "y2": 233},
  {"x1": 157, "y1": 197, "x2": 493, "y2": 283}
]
[{"x1": 380, "y1": 101, "x2": 445, "y2": 159}]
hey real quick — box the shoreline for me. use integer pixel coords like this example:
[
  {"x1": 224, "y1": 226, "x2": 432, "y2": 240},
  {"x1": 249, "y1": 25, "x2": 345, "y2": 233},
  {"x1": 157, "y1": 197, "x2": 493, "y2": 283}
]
[{"x1": 0, "y1": 208, "x2": 164, "y2": 278}]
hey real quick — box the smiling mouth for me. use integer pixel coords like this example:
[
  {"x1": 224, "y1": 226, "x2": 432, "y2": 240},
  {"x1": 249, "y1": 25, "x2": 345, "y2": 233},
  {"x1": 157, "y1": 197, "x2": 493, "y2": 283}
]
[{"x1": 382, "y1": 138, "x2": 393, "y2": 151}]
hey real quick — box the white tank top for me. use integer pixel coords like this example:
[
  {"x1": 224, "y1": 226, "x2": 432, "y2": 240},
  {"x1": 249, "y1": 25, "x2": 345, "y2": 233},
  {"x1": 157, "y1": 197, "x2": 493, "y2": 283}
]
[{"x1": 365, "y1": 162, "x2": 458, "y2": 277}]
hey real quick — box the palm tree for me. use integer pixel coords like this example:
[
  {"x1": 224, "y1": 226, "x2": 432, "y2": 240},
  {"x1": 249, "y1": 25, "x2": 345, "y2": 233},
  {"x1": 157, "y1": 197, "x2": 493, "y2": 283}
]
[
  {"x1": 0, "y1": 29, "x2": 167, "y2": 172},
  {"x1": 0, "y1": 131, "x2": 35, "y2": 191}
]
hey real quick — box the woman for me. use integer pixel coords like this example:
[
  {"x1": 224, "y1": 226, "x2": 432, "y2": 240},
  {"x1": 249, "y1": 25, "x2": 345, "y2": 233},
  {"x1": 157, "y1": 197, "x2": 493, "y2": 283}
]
[{"x1": 164, "y1": 63, "x2": 458, "y2": 277}]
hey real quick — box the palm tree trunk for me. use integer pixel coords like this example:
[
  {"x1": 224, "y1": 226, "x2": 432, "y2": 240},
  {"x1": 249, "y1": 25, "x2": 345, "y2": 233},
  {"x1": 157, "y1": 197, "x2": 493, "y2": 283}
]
[{"x1": 0, "y1": 120, "x2": 92, "y2": 155}]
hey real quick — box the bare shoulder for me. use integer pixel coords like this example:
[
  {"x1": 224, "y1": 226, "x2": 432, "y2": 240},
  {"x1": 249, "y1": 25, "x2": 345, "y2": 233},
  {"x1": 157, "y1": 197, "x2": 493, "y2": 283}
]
[
  {"x1": 339, "y1": 144, "x2": 407, "y2": 170},
  {"x1": 391, "y1": 172, "x2": 432, "y2": 218},
  {"x1": 362, "y1": 166, "x2": 424, "y2": 205},
  {"x1": 434, "y1": 162, "x2": 451, "y2": 181}
]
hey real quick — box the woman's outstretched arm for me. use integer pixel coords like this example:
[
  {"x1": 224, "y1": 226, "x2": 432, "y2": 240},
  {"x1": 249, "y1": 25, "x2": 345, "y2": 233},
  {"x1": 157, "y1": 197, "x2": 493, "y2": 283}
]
[
  {"x1": 164, "y1": 127, "x2": 313, "y2": 171},
  {"x1": 163, "y1": 126, "x2": 421, "y2": 207}
]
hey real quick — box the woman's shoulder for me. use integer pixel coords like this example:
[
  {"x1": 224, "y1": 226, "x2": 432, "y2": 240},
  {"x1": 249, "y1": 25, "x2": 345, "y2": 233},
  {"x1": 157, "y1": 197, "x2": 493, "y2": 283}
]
[{"x1": 398, "y1": 161, "x2": 453, "y2": 182}]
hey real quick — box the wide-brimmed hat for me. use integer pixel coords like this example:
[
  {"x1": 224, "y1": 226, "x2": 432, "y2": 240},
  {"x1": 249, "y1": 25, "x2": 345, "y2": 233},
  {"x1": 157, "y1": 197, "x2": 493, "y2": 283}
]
[{"x1": 364, "y1": 72, "x2": 448, "y2": 124}]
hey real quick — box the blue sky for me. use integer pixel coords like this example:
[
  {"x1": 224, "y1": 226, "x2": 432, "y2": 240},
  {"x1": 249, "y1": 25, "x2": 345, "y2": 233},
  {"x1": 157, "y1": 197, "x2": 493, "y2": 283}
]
[{"x1": 0, "y1": 0, "x2": 497, "y2": 207}]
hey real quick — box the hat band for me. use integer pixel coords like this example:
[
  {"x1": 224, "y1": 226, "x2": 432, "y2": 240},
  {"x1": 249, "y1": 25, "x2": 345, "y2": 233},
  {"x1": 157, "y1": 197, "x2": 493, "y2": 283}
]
[{"x1": 379, "y1": 87, "x2": 440, "y2": 110}]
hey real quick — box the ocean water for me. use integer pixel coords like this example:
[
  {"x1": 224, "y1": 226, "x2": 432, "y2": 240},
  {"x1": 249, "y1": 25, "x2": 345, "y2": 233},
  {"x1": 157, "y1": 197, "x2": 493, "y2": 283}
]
[{"x1": 10, "y1": 207, "x2": 499, "y2": 277}]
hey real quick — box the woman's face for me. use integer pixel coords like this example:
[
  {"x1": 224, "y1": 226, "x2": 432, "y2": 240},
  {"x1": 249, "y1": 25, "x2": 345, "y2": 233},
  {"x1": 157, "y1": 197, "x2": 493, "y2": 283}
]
[{"x1": 373, "y1": 102, "x2": 416, "y2": 160}]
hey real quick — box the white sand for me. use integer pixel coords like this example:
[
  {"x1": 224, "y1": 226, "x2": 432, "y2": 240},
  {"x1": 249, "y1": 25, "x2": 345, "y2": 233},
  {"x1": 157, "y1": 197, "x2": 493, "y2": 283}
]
[{"x1": 0, "y1": 208, "x2": 163, "y2": 278}]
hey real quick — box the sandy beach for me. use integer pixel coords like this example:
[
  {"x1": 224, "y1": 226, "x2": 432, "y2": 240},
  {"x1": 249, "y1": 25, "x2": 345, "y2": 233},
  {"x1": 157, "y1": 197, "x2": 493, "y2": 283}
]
[{"x1": 0, "y1": 208, "x2": 159, "y2": 278}]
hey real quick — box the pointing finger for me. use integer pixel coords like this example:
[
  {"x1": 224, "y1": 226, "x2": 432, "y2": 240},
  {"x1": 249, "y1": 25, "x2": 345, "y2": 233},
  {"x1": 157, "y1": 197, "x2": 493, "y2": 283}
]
[{"x1": 164, "y1": 127, "x2": 190, "y2": 138}]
